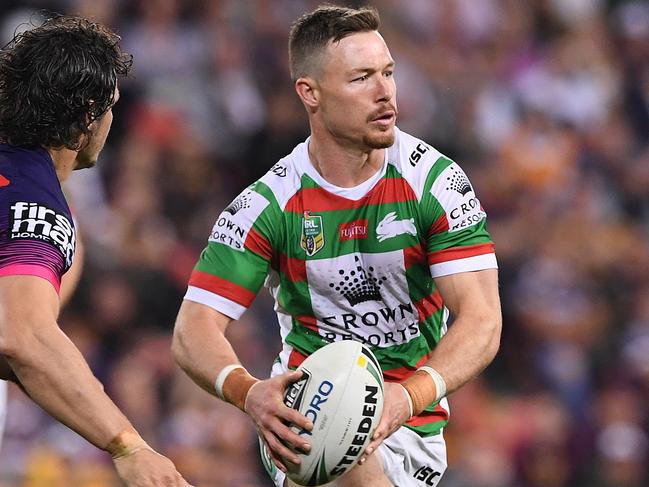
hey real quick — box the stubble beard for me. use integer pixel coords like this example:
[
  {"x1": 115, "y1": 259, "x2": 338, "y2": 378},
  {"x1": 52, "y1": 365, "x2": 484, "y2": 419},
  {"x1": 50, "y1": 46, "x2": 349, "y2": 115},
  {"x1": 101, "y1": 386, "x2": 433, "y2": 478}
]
[{"x1": 363, "y1": 128, "x2": 395, "y2": 150}]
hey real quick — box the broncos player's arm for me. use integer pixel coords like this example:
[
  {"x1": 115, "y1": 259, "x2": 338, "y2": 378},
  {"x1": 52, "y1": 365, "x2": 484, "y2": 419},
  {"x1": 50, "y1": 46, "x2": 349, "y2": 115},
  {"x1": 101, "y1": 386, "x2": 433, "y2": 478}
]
[
  {"x1": 0, "y1": 274, "x2": 195, "y2": 486},
  {"x1": 173, "y1": 299, "x2": 313, "y2": 472},
  {"x1": 0, "y1": 274, "x2": 145, "y2": 453},
  {"x1": 0, "y1": 274, "x2": 138, "y2": 444},
  {"x1": 0, "y1": 230, "x2": 84, "y2": 383}
]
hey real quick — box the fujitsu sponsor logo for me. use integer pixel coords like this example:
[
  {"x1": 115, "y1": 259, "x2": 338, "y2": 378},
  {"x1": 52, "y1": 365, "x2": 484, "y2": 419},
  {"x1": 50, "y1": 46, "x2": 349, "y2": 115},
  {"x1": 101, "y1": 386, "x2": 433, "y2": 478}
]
[
  {"x1": 339, "y1": 219, "x2": 368, "y2": 241},
  {"x1": 9, "y1": 201, "x2": 75, "y2": 267}
]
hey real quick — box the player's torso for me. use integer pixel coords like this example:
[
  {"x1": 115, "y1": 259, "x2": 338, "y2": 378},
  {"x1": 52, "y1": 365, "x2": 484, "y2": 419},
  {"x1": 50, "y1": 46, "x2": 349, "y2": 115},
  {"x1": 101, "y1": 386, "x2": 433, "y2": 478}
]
[{"x1": 271, "y1": 163, "x2": 439, "y2": 350}]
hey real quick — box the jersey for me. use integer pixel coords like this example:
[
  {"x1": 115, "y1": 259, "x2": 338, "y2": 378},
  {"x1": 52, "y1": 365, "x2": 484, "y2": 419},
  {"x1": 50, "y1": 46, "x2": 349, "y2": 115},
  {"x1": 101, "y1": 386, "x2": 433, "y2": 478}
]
[
  {"x1": 185, "y1": 128, "x2": 497, "y2": 437},
  {"x1": 0, "y1": 144, "x2": 76, "y2": 292}
]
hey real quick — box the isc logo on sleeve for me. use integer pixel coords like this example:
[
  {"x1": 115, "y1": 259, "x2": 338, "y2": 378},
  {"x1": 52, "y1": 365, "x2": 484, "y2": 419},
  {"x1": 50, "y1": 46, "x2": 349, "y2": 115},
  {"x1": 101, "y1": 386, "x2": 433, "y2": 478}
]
[{"x1": 9, "y1": 201, "x2": 76, "y2": 267}]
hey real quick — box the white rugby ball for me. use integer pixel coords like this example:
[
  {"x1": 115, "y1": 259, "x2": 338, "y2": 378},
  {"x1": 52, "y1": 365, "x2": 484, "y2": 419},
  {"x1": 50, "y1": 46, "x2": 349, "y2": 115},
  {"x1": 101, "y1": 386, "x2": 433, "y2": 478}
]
[{"x1": 282, "y1": 340, "x2": 384, "y2": 486}]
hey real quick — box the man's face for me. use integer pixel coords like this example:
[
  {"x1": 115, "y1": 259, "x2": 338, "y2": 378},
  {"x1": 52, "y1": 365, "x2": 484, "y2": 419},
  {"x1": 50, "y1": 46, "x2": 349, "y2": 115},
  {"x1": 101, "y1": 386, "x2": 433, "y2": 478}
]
[
  {"x1": 315, "y1": 31, "x2": 397, "y2": 150},
  {"x1": 74, "y1": 87, "x2": 119, "y2": 170}
]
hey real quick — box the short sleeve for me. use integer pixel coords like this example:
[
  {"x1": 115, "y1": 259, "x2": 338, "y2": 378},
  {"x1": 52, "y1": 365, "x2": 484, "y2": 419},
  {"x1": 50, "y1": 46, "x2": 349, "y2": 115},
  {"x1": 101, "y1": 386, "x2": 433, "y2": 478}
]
[
  {"x1": 419, "y1": 157, "x2": 497, "y2": 278},
  {"x1": 184, "y1": 185, "x2": 279, "y2": 319},
  {"x1": 0, "y1": 190, "x2": 74, "y2": 293}
]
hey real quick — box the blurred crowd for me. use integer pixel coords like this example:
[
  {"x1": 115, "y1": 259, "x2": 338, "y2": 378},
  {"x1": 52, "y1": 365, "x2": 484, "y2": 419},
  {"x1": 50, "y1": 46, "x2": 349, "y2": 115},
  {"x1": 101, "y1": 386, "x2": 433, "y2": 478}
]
[{"x1": 1, "y1": 0, "x2": 648, "y2": 486}]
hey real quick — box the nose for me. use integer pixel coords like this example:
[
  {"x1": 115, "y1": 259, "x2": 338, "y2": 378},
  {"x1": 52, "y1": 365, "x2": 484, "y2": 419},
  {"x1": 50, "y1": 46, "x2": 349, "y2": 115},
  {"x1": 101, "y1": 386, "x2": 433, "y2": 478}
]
[{"x1": 375, "y1": 74, "x2": 393, "y2": 103}]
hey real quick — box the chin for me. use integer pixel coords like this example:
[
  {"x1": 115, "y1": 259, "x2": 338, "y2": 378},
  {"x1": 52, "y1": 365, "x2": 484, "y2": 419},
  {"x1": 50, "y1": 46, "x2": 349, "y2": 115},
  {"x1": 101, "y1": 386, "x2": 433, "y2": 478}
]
[{"x1": 364, "y1": 130, "x2": 395, "y2": 149}]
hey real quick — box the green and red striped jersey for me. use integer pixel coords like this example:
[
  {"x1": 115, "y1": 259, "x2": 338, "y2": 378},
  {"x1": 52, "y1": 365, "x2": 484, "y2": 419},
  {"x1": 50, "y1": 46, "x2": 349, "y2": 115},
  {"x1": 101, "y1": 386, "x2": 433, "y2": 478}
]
[{"x1": 185, "y1": 128, "x2": 497, "y2": 437}]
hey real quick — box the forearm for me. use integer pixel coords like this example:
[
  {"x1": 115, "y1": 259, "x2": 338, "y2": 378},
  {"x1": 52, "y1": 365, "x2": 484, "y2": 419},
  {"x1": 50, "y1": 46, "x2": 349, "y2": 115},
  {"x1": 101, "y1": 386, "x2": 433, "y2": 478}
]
[
  {"x1": 5, "y1": 324, "x2": 135, "y2": 452},
  {"x1": 424, "y1": 312, "x2": 500, "y2": 395},
  {"x1": 402, "y1": 313, "x2": 500, "y2": 416},
  {"x1": 172, "y1": 300, "x2": 259, "y2": 409},
  {"x1": 173, "y1": 316, "x2": 242, "y2": 395}
]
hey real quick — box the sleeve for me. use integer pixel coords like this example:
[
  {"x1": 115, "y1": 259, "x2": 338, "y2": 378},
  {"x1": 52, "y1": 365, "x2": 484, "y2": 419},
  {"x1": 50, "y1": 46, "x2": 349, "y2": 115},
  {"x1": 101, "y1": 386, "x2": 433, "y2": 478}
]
[
  {"x1": 0, "y1": 173, "x2": 72, "y2": 293},
  {"x1": 419, "y1": 156, "x2": 497, "y2": 278},
  {"x1": 184, "y1": 184, "x2": 279, "y2": 320}
]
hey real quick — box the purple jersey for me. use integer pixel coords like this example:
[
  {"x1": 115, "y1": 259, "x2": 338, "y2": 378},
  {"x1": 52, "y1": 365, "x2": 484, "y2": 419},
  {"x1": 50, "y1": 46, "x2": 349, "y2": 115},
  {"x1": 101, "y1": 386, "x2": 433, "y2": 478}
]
[{"x1": 0, "y1": 145, "x2": 76, "y2": 293}]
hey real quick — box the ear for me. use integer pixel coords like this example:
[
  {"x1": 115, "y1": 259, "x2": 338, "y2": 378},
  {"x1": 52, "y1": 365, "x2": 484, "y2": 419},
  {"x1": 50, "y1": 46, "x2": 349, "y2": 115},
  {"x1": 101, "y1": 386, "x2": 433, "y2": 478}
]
[{"x1": 295, "y1": 77, "x2": 320, "y2": 111}]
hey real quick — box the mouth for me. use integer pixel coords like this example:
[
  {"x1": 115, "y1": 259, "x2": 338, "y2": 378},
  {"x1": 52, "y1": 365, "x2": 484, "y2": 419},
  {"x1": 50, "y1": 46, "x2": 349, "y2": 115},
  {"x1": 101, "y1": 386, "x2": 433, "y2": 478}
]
[{"x1": 370, "y1": 110, "x2": 396, "y2": 127}]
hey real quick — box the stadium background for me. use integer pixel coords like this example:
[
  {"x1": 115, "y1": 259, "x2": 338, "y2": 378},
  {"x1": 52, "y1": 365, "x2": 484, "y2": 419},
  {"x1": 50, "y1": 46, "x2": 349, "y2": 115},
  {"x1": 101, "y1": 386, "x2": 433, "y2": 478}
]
[{"x1": 1, "y1": 0, "x2": 649, "y2": 486}]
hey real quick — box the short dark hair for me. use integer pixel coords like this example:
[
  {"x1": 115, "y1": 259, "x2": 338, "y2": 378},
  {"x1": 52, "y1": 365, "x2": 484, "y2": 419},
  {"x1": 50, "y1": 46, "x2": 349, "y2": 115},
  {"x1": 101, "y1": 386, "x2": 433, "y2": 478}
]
[
  {"x1": 288, "y1": 4, "x2": 380, "y2": 81},
  {"x1": 0, "y1": 15, "x2": 132, "y2": 150}
]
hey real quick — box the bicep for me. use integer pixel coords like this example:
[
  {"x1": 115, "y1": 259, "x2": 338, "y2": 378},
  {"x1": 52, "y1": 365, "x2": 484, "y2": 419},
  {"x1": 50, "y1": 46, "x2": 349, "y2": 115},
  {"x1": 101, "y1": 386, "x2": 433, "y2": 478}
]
[
  {"x1": 434, "y1": 268, "x2": 500, "y2": 318},
  {"x1": 0, "y1": 275, "x2": 60, "y2": 344},
  {"x1": 175, "y1": 299, "x2": 234, "y2": 336}
]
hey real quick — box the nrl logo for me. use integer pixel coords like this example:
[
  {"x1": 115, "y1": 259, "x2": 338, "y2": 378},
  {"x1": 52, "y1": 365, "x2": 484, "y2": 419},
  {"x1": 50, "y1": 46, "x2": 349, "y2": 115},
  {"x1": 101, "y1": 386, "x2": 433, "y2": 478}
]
[{"x1": 301, "y1": 211, "x2": 325, "y2": 256}]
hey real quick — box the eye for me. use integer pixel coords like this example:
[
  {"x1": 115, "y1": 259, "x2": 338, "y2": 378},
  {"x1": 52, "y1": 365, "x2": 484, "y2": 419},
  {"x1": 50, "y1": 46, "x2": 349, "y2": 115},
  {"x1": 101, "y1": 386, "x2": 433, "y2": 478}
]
[
  {"x1": 384, "y1": 70, "x2": 393, "y2": 78},
  {"x1": 353, "y1": 75, "x2": 369, "y2": 82}
]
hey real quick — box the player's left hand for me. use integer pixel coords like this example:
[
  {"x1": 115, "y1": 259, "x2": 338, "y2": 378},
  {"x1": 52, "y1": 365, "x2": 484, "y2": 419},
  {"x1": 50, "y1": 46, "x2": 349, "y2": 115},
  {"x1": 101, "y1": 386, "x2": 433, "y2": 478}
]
[{"x1": 358, "y1": 381, "x2": 411, "y2": 465}]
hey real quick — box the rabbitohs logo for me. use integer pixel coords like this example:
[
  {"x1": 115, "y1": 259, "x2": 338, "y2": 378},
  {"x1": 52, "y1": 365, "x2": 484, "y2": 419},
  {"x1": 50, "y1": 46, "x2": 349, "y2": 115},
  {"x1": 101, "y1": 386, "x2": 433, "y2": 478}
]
[
  {"x1": 376, "y1": 211, "x2": 417, "y2": 242},
  {"x1": 301, "y1": 211, "x2": 325, "y2": 256}
]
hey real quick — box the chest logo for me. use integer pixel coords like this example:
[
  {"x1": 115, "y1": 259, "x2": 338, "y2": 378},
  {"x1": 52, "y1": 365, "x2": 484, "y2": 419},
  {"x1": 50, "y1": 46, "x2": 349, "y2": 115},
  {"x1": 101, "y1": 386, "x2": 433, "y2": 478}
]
[
  {"x1": 301, "y1": 211, "x2": 325, "y2": 256},
  {"x1": 376, "y1": 211, "x2": 417, "y2": 242}
]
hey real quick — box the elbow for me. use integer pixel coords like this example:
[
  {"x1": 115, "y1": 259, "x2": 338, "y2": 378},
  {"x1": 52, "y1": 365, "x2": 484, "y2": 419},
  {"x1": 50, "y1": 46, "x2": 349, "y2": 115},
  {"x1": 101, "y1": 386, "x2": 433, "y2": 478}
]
[
  {"x1": 171, "y1": 325, "x2": 186, "y2": 367},
  {"x1": 484, "y1": 312, "x2": 502, "y2": 364},
  {"x1": 0, "y1": 321, "x2": 37, "y2": 365}
]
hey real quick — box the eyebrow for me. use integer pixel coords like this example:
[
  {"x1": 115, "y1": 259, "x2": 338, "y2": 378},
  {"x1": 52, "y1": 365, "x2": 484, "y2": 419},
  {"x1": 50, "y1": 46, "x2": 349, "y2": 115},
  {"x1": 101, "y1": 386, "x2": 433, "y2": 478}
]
[{"x1": 349, "y1": 61, "x2": 396, "y2": 74}]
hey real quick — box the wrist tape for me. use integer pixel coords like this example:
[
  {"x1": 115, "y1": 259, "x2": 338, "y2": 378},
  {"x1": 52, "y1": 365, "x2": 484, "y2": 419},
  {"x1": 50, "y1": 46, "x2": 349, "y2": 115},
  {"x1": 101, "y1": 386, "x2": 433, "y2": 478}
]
[
  {"x1": 214, "y1": 364, "x2": 259, "y2": 411},
  {"x1": 106, "y1": 429, "x2": 152, "y2": 459},
  {"x1": 402, "y1": 366, "x2": 447, "y2": 416}
]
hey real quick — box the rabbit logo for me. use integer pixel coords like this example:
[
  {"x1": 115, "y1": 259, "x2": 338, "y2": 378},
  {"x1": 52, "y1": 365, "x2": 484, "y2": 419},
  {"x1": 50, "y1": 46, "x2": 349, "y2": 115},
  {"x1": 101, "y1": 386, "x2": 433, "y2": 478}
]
[{"x1": 376, "y1": 211, "x2": 417, "y2": 242}]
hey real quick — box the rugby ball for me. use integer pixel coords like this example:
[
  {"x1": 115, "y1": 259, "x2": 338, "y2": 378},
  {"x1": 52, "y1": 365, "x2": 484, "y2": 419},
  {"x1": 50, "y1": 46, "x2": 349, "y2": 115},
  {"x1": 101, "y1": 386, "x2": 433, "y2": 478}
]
[{"x1": 282, "y1": 341, "x2": 384, "y2": 486}]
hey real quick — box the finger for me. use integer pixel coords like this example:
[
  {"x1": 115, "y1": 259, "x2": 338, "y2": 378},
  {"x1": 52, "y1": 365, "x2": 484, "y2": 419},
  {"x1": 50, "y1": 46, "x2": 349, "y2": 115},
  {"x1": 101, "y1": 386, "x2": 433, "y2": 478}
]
[
  {"x1": 272, "y1": 419, "x2": 311, "y2": 453},
  {"x1": 280, "y1": 405, "x2": 314, "y2": 432},
  {"x1": 280, "y1": 369, "x2": 304, "y2": 386},
  {"x1": 264, "y1": 438, "x2": 290, "y2": 473},
  {"x1": 364, "y1": 436, "x2": 383, "y2": 458},
  {"x1": 264, "y1": 429, "x2": 302, "y2": 465}
]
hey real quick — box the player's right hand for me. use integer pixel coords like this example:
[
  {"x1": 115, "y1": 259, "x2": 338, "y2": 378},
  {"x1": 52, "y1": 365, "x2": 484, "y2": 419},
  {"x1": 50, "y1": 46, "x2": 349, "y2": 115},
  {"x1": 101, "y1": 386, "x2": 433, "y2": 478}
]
[
  {"x1": 113, "y1": 448, "x2": 194, "y2": 486},
  {"x1": 244, "y1": 370, "x2": 313, "y2": 472}
]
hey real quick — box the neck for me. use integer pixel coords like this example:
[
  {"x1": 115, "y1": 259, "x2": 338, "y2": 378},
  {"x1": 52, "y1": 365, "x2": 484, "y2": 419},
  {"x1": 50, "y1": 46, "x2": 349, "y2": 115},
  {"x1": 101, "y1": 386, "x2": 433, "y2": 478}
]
[
  {"x1": 46, "y1": 147, "x2": 77, "y2": 183},
  {"x1": 308, "y1": 126, "x2": 385, "y2": 188}
]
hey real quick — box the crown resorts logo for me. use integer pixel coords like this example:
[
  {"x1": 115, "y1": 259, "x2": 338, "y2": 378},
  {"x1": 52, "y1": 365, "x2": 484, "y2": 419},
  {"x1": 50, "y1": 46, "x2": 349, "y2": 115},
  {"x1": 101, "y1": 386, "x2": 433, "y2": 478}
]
[
  {"x1": 225, "y1": 192, "x2": 252, "y2": 215},
  {"x1": 446, "y1": 168, "x2": 472, "y2": 196},
  {"x1": 301, "y1": 211, "x2": 325, "y2": 256},
  {"x1": 329, "y1": 255, "x2": 388, "y2": 306}
]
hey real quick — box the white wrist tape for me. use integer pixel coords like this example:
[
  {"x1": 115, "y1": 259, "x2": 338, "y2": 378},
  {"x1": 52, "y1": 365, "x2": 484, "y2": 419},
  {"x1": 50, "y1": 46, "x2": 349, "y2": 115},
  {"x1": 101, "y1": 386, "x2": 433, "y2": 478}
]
[
  {"x1": 399, "y1": 383, "x2": 414, "y2": 420},
  {"x1": 214, "y1": 364, "x2": 245, "y2": 400},
  {"x1": 418, "y1": 366, "x2": 447, "y2": 402}
]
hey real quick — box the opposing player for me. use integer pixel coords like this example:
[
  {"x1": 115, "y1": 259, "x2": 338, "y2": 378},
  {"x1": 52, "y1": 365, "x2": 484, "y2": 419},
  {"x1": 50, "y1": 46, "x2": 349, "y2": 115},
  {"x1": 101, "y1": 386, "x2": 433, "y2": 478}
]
[
  {"x1": 0, "y1": 16, "x2": 192, "y2": 486},
  {"x1": 173, "y1": 5, "x2": 501, "y2": 487}
]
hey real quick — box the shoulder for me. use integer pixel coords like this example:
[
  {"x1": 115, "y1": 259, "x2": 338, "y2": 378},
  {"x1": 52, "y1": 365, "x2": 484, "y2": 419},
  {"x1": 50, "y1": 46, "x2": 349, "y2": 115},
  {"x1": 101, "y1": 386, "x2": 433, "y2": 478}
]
[
  {"x1": 255, "y1": 140, "x2": 307, "y2": 210},
  {"x1": 386, "y1": 128, "x2": 449, "y2": 201},
  {"x1": 0, "y1": 146, "x2": 64, "y2": 202}
]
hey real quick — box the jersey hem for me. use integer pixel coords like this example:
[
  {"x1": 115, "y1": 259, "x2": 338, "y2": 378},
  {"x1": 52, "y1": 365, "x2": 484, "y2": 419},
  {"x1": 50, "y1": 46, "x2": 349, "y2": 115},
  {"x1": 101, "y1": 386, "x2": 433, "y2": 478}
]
[{"x1": 0, "y1": 264, "x2": 60, "y2": 293}]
